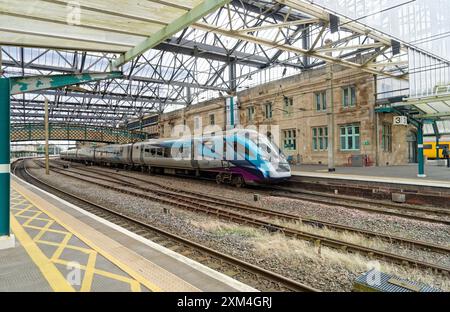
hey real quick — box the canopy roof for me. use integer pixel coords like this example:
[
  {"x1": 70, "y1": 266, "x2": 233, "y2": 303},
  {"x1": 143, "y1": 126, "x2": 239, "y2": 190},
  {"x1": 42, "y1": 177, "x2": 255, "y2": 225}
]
[
  {"x1": 0, "y1": 0, "x2": 221, "y2": 60},
  {"x1": 1, "y1": 0, "x2": 448, "y2": 128}
]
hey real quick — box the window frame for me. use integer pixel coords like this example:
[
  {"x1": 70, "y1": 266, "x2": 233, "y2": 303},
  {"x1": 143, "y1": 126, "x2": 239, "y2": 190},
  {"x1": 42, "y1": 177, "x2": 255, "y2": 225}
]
[
  {"x1": 342, "y1": 86, "x2": 357, "y2": 108},
  {"x1": 340, "y1": 124, "x2": 360, "y2": 151},
  {"x1": 264, "y1": 102, "x2": 273, "y2": 120},
  {"x1": 209, "y1": 113, "x2": 215, "y2": 126},
  {"x1": 247, "y1": 106, "x2": 255, "y2": 122},
  {"x1": 312, "y1": 126, "x2": 328, "y2": 152},
  {"x1": 314, "y1": 91, "x2": 327, "y2": 112},
  {"x1": 283, "y1": 129, "x2": 297, "y2": 151},
  {"x1": 194, "y1": 116, "x2": 201, "y2": 130},
  {"x1": 283, "y1": 97, "x2": 294, "y2": 117},
  {"x1": 382, "y1": 123, "x2": 393, "y2": 153}
]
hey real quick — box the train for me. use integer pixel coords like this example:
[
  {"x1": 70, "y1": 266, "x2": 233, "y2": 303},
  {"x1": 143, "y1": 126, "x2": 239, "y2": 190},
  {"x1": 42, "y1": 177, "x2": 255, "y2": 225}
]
[
  {"x1": 424, "y1": 136, "x2": 450, "y2": 159},
  {"x1": 60, "y1": 129, "x2": 291, "y2": 187}
]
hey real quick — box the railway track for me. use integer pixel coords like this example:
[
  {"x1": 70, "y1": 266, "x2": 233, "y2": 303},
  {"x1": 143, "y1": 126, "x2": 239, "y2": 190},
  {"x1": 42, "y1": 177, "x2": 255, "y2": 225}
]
[
  {"x1": 32, "y1": 160, "x2": 450, "y2": 274},
  {"x1": 269, "y1": 186, "x2": 450, "y2": 226},
  {"x1": 14, "y1": 160, "x2": 318, "y2": 292},
  {"x1": 54, "y1": 159, "x2": 450, "y2": 226},
  {"x1": 47, "y1": 160, "x2": 450, "y2": 255}
]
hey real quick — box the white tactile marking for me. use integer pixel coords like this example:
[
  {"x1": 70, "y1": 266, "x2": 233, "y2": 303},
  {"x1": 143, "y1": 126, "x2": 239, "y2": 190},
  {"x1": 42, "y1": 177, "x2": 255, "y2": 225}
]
[{"x1": 11, "y1": 175, "x2": 258, "y2": 292}]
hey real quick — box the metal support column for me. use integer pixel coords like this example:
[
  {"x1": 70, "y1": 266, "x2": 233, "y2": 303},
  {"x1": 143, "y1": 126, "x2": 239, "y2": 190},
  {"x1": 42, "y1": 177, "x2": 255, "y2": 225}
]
[
  {"x1": 417, "y1": 123, "x2": 426, "y2": 178},
  {"x1": 228, "y1": 60, "x2": 237, "y2": 129},
  {"x1": 229, "y1": 59, "x2": 237, "y2": 94},
  {"x1": 433, "y1": 121, "x2": 440, "y2": 160},
  {"x1": 326, "y1": 62, "x2": 335, "y2": 172},
  {"x1": 45, "y1": 98, "x2": 50, "y2": 175},
  {"x1": 0, "y1": 78, "x2": 11, "y2": 239},
  {"x1": 302, "y1": 25, "x2": 310, "y2": 67},
  {"x1": 0, "y1": 72, "x2": 121, "y2": 248}
]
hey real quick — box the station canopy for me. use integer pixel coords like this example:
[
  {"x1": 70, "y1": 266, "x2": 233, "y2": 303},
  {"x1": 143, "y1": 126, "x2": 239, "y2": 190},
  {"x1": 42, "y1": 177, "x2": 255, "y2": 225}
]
[{"x1": 0, "y1": 0, "x2": 449, "y2": 129}]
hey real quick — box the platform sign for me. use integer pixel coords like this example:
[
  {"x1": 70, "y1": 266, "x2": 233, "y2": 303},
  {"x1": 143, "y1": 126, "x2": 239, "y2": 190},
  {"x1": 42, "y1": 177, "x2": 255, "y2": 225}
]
[
  {"x1": 393, "y1": 116, "x2": 408, "y2": 125},
  {"x1": 226, "y1": 96, "x2": 239, "y2": 128}
]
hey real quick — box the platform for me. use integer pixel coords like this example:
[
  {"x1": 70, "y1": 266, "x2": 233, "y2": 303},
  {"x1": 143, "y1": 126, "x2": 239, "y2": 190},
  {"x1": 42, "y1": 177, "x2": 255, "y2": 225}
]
[
  {"x1": 0, "y1": 176, "x2": 256, "y2": 292},
  {"x1": 292, "y1": 164, "x2": 450, "y2": 189}
]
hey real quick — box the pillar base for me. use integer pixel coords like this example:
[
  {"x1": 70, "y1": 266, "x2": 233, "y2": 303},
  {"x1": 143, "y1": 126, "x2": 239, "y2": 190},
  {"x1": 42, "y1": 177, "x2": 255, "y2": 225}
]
[
  {"x1": 0, "y1": 234, "x2": 15, "y2": 250},
  {"x1": 417, "y1": 174, "x2": 427, "y2": 178}
]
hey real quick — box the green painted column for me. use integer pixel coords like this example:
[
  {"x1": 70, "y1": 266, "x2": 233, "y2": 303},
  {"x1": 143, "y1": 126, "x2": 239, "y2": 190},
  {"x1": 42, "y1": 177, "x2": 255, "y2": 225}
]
[
  {"x1": 417, "y1": 123, "x2": 426, "y2": 178},
  {"x1": 0, "y1": 78, "x2": 10, "y2": 236},
  {"x1": 436, "y1": 135, "x2": 440, "y2": 160},
  {"x1": 229, "y1": 97, "x2": 235, "y2": 128}
]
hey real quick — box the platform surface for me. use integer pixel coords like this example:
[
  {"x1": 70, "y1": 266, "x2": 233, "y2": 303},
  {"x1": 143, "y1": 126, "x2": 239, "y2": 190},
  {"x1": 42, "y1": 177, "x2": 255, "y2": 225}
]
[
  {"x1": 291, "y1": 164, "x2": 450, "y2": 188},
  {"x1": 0, "y1": 176, "x2": 256, "y2": 292}
]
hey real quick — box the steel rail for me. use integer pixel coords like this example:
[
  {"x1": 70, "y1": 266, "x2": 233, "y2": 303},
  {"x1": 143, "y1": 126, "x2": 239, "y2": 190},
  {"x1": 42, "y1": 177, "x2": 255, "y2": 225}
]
[
  {"x1": 33, "y1": 160, "x2": 450, "y2": 274},
  {"x1": 50, "y1": 161, "x2": 450, "y2": 255},
  {"x1": 14, "y1": 160, "x2": 317, "y2": 292}
]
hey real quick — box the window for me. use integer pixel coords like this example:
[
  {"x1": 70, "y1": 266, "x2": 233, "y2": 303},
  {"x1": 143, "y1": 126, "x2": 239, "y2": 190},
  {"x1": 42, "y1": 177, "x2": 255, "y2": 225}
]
[
  {"x1": 194, "y1": 116, "x2": 201, "y2": 130},
  {"x1": 312, "y1": 127, "x2": 328, "y2": 151},
  {"x1": 315, "y1": 91, "x2": 327, "y2": 111},
  {"x1": 382, "y1": 123, "x2": 392, "y2": 152},
  {"x1": 264, "y1": 102, "x2": 273, "y2": 119},
  {"x1": 209, "y1": 114, "x2": 215, "y2": 126},
  {"x1": 283, "y1": 129, "x2": 297, "y2": 150},
  {"x1": 247, "y1": 106, "x2": 255, "y2": 122},
  {"x1": 283, "y1": 96, "x2": 294, "y2": 116},
  {"x1": 340, "y1": 124, "x2": 360, "y2": 151},
  {"x1": 342, "y1": 86, "x2": 356, "y2": 108}
]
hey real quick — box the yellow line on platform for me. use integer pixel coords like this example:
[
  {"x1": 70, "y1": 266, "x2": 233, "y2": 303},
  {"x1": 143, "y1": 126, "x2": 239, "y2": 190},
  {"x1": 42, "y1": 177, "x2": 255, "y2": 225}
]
[
  {"x1": 10, "y1": 215, "x2": 75, "y2": 292},
  {"x1": 11, "y1": 180, "x2": 196, "y2": 292}
]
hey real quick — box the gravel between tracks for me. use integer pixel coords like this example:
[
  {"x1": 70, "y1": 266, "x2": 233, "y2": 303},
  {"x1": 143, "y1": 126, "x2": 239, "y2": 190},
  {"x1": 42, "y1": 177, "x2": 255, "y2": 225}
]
[
  {"x1": 84, "y1": 164, "x2": 450, "y2": 246},
  {"x1": 28, "y1": 161, "x2": 450, "y2": 291}
]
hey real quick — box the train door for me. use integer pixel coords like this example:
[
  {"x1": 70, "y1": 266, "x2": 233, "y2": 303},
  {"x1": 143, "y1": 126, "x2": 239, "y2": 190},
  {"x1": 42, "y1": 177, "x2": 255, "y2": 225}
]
[{"x1": 407, "y1": 131, "x2": 418, "y2": 163}]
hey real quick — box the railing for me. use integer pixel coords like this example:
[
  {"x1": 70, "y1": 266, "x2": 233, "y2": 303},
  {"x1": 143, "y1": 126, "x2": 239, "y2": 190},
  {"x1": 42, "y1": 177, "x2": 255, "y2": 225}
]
[{"x1": 11, "y1": 123, "x2": 149, "y2": 144}]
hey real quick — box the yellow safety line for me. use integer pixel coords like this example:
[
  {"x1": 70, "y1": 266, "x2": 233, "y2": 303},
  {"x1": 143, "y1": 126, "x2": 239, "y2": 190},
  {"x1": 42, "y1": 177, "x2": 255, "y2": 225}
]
[
  {"x1": 24, "y1": 225, "x2": 68, "y2": 235},
  {"x1": 10, "y1": 215, "x2": 75, "y2": 292},
  {"x1": 30, "y1": 220, "x2": 55, "y2": 242},
  {"x1": 130, "y1": 281, "x2": 142, "y2": 292},
  {"x1": 36, "y1": 240, "x2": 94, "y2": 253},
  {"x1": 80, "y1": 252, "x2": 97, "y2": 292},
  {"x1": 14, "y1": 204, "x2": 34, "y2": 217},
  {"x1": 51, "y1": 232, "x2": 72, "y2": 261},
  {"x1": 52, "y1": 258, "x2": 143, "y2": 291},
  {"x1": 21, "y1": 211, "x2": 43, "y2": 228},
  {"x1": 12, "y1": 182, "x2": 162, "y2": 292}
]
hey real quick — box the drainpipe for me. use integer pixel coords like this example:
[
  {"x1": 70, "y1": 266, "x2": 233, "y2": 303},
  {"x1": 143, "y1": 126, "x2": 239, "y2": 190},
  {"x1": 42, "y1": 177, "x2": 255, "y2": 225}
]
[{"x1": 417, "y1": 122, "x2": 426, "y2": 178}]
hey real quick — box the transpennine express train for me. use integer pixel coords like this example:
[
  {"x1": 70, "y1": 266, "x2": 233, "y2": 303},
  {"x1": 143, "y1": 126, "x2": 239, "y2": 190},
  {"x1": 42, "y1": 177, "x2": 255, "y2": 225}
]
[{"x1": 60, "y1": 129, "x2": 291, "y2": 187}]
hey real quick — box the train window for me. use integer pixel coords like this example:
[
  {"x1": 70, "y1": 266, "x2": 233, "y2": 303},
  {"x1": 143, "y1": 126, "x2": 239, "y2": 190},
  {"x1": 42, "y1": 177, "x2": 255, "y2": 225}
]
[
  {"x1": 245, "y1": 133, "x2": 250, "y2": 157},
  {"x1": 164, "y1": 148, "x2": 171, "y2": 158},
  {"x1": 157, "y1": 149, "x2": 163, "y2": 157},
  {"x1": 423, "y1": 144, "x2": 433, "y2": 150}
]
